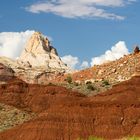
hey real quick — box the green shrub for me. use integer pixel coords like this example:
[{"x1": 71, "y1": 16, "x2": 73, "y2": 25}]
[
  {"x1": 47, "y1": 82, "x2": 55, "y2": 86},
  {"x1": 74, "y1": 82, "x2": 79, "y2": 86},
  {"x1": 66, "y1": 75, "x2": 72, "y2": 84},
  {"x1": 86, "y1": 81, "x2": 92, "y2": 85},
  {"x1": 102, "y1": 80, "x2": 110, "y2": 86},
  {"x1": 87, "y1": 84, "x2": 95, "y2": 91}
]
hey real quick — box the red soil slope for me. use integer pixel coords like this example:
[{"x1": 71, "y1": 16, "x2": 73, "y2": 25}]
[{"x1": 0, "y1": 76, "x2": 140, "y2": 139}]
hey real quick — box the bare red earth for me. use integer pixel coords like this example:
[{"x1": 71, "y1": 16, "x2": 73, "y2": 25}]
[{"x1": 0, "y1": 76, "x2": 140, "y2": 139}]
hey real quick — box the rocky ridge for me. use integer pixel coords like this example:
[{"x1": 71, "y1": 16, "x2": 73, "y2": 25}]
[
  {"x1": 0, "y1": 32, "x2": 71, "y2": 84},
  {"x1": 55, "y1": 49, "x2": 140, "y2": 85}
]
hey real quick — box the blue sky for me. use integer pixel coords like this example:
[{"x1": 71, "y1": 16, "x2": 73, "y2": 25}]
[{"x1": 0, "y1": 0, "x2": 140, "y2": 69}]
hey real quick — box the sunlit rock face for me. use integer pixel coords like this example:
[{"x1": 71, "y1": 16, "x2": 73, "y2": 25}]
[{"x1": 18, "y1": 32, "x2": 69, "y2": 70}]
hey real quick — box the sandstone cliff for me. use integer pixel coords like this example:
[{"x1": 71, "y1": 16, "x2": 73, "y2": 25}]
[{"x1": 18, "y1": 32, "x2": 68, "y2": 70}]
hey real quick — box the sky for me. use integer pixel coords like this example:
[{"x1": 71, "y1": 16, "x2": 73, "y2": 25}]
[{"x1": 0, "y1": 0, "x2": 140, "y2": 69}]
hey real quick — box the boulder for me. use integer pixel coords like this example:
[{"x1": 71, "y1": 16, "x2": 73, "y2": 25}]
[{"x1": 133, "y1": 46, "x2": 140, "y2": 54}]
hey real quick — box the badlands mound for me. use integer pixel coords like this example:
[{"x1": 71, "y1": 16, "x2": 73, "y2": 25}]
[{"x1": 0, "y1": 75, "x2": 140, "y2": 139}]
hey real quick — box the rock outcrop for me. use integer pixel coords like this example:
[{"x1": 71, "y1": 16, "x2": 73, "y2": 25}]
[
  {"x1": 133, "y1": 46, "x2": 140, "y2": 54},
  {"x1": 0, "y1": 32, "x2": 71, "y2": 84},
  {"x1": 18, "y1": 32, "x2": 68, "y2": 70},
  {"x1": 0, "y1": 63, "x2": 15, "y2": 82}
]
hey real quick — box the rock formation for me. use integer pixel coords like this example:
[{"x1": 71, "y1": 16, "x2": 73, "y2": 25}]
[
  {"x1": 133, "y1": 46, "x2": 140, "y2": 54},
  {"x1": 0, "y1": 32, "x2": 71, "y2": 84},
  {"x1": 18, "y1": 32, "x2": 68, "y2": 70}
]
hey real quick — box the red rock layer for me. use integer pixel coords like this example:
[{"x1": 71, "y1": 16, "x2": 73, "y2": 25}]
[{"x1": 0, "y1": 76, "x2": 140, "y2": 139}]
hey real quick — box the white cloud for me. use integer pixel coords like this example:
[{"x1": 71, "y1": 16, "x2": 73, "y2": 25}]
[
  {"x1": 61, "y1": 55, "x2": 89, "y2": 70},
  {"x1": 0, "y1": 31, "x2": 53, "y2": 59},
  {"x1": 61, "y1": 55, "x2": 79, "y2": 69},
  {"x1": 80, "y1": 61, "x2": 89, "y2": 69},
  {"x1": 0, "y1": 30, "x2": 35, "y2": 59},
  {"x1": 61, "y1": 41, "x2": 130, "y2": 69},
  {"x1": 26, "y1": 0, "x2": 136, "y2": 20},
  {"x1": 90, "y1": 41, "x2": 129, "y2": 66},
  {"x1": 61, "y1": 42, "x2": 130, "y2": 70}
]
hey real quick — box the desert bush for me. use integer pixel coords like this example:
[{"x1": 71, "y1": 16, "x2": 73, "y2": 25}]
[
  {"x1": 47, "y1": 82, "x2": 55, "y2": 86},
  {"x1": 73, "y1": 82, "x2": 79, "y2": 86},
  {"x1": 86, "y1": 81, "x2": 92, "y2": 85},
  {"x1": 66, "y1": 75, "x2": 72, "y2": 84},
  {"x1": 102, "y1": 80, "x2": 110, "y2": 86},
  {"x1": 87, "y1": 84, "x2": 95, "y2": 91}
]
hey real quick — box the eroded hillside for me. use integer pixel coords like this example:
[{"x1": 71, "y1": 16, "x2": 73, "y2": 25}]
[
  {"x1": 55, "y1": 51, "x2": 140, "y2": 85},
  {"x1": 0, "y1": 76, "x2": 140, "y2": 139}
]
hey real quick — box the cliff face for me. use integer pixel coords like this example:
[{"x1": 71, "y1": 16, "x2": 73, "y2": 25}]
[
  {"x1": 18, "y1": 32, "x2": 68, "y2": 70},
  {"x1": 0, "y1": 76, "x2": 140, "y2": 139},
  {"x1": 0, "y1": 32, "x2": 71, "y2": 84}
]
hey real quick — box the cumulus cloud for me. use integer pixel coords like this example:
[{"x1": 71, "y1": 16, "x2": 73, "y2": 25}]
[
  {"x1": 61, "y1": 55, "x2": 89, "y2": 70},
  {"x1": 0, "y1": 30, "x2": 35, "y2": 59},
  {"x1": 80, "y1": 61, "x2": 89, "y2": 69},
  {"x1": 61, "y1": 55, "x2": 79, "y2": 69},
  {"x1": 61, "y1": 41, "x2": 130, "y2": 69},
  {"x1": 26, "y1": 0, "x2": 136, "y2": 20},
  {"x1": 90, "y1": 41, "x2": 129, "y2": 66}
]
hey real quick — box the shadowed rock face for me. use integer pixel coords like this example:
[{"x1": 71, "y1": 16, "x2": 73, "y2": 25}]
[
  {"x1": 0, "y1": 63, "x2": 14, "y2": 82},
  {"x1": 0, "y1": 76, "x2": 140, "y2": 139}
]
